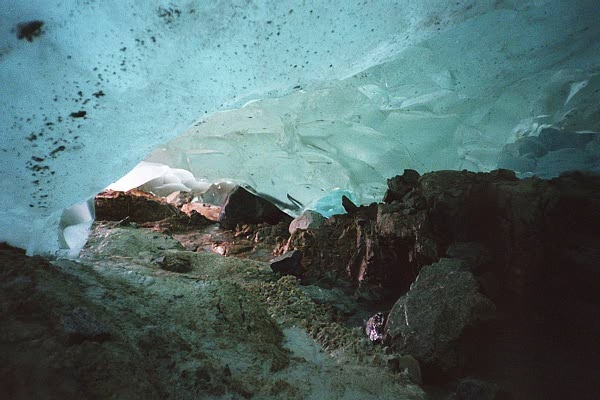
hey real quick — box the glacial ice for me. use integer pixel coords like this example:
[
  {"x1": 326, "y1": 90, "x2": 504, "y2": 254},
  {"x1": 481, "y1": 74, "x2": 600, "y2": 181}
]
[{"x1": 1, "y1": 1, "x2": 599, "y2": 255}]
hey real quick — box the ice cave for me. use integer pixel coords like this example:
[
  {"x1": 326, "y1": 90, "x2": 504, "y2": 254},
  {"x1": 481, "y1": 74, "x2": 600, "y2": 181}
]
[
  {"x1": 1, "y1": 1, "x2": 600, "y2": 399},
  {"x1": 1, "y1": 0, "x2": 598, "y2": 256}
]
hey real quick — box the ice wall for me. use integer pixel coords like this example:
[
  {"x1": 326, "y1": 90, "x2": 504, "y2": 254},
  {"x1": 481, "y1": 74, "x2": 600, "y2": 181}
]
[
  {"x1": 146, "y1": 1, "x2": 600, "y2": 210},
  {"x1": 1, "y1": 1, "x2": 599, "y2": 255}
]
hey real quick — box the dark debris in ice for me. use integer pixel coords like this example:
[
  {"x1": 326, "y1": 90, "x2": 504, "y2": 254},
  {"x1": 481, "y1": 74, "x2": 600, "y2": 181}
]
[{"x1": 16, "y1": 20, "x2": 44, "y2": 42}]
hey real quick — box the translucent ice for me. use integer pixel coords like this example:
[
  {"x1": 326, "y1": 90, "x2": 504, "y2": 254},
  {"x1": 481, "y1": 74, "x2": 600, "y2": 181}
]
[
  {"x1": 1, "y1": 1, "x2": 599, "y2": 255},
  {"x1": 309, "y1": 189, "x2": 359, "y2": 219}
]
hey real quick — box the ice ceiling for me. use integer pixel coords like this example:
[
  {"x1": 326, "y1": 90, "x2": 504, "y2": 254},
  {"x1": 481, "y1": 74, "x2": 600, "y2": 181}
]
[{"x1": 1, "y1": 0, "x2": 599, "y2": 256}]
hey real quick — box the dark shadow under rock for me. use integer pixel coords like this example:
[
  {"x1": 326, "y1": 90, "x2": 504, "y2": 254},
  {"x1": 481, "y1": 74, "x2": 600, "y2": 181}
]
[
  {"x1": 448, "y1": 377, "x2": 508, "y2": 400},
  {"x1": 299, "y1": 285, "x2": 357, "y2": 316},
  {"x1": 270, "y1": 250, "x2": 303, "y2": 277},
  {"x1": 157, "y1": 250, "x2": 194, "y2": 273}
]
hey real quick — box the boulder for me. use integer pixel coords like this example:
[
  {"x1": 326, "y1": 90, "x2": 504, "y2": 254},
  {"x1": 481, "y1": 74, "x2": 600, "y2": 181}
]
[
  {"x1": 387, "y1": 355, "x2": 422, "y2": 385},
  {"x1": 385, "y1": 258, "x2": 495, "y2": 376},
  {"x1": 284, "y1": 200, "x2": 436, "y2": 296},
  {"x1": 284, "y1": 169, "x2": 599, "y2": 305},
  {"x1": 383, "y1": 169, "x2": 420, "y2": 203},
  {"x1": 95, "y1": 189, "x2": 212, "y2": 230},
  {"x1": 341, "y1": 195, "x2": 359, "y2": 214},
  {"x1": 81, "y1": 222, "x2": 185, "y2": 259},
  {"x1": 218, "y1": 186, "x2": 292, "y2": 230},
  {"x1": 288, "y1": 210, "x2": 327, "y2": 235},
  {"x1": 398, "y1": 355, "x2": 422, "y2": 386},
  {"x1": 95, "y1": 189, "x2": 181, "y2": 223},
  {"x1": 165, "y1": 190, "x2": 194, "y2": 207},
  {"x1": 270, "y1": 250, "x2": 303, "y2": 277}
]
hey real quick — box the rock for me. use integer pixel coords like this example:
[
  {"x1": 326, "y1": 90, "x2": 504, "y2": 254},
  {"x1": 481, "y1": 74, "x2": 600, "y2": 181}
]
[
  {"x1": 181, "y1": 202, "x2": 221, "y2": 221},
  {"x1": 95, "y1": 189, "x2": 182, "y2": 222},
  {"x1": 253, "y1": 221, "x2": 291, "y2": 245},
  {"x1": 157, "y1": 250, "x2": 193, "y2": 273},
  {"x1": 385, "y1": 258, "x2": 495, "y2": 376},
  {"x1": 398, "y1": 355, "x2": 423, "y2": 385},
  {"x1": 354, "y1": 283, "x2": 387, "y2": 303},
  {"x1": 2, "y1": 237, "x2": 427, "y2": 400},
  {"x1": 383, "y1": 169, "x2": 421, "y2": 203},
  {"x1": 95, "y1": 189, "x2": 212, "y2": 230},
  {"x1": 218, "y1": 186, "x2": 292, "y2": 230},
  {"x1": 199, "y1": 181, "x2": 237, "y2": 205},
  {"x1": 285, "y1": 169, "x2": 599, "y2": 310},
  {"x1": 57, "y1": 307, "x2": 111, "y2": 345},
  {"x1": 365, "y1": 312, "x2": 386, "y2": 343},
  {"x1": 543, "y1": 171, "x2": 600, "y2": 300},
  {"x1": 270, "y1": 250, "x2": 303, "y2": 277},
  {"x1": 186, "y1": 210, "x2": 214, "y2": 227},
  {"x1": 284, "y1": 199, "x2": 436, "y2": 296},
  {"x1": 387, "y1": 355, "x2": 422, "y2": 385},
  {"x1": 165, "y1": 190, "x2": 194, "y2": 207},
  {"x1": 16, "y1": 20, "x2": 44, "y2": 41},
  {"x1": 341, "y1": 195, "x2": 359, "y2": 214},
  {"x1": 289, "y1": 210, "x2": 327, "y2": 235},
  {"x1": 374, "y1": 202, "x2": 438, "y2": 293}
]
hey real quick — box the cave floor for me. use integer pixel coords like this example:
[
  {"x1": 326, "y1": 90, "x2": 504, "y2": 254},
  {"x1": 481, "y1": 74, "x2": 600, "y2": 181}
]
[
  {"x1": 0, "y1": 223, "x2": 424, "y2": 400},
  {"x1": 3, "y1": 213, "x2": 600, "y2": 399}
]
